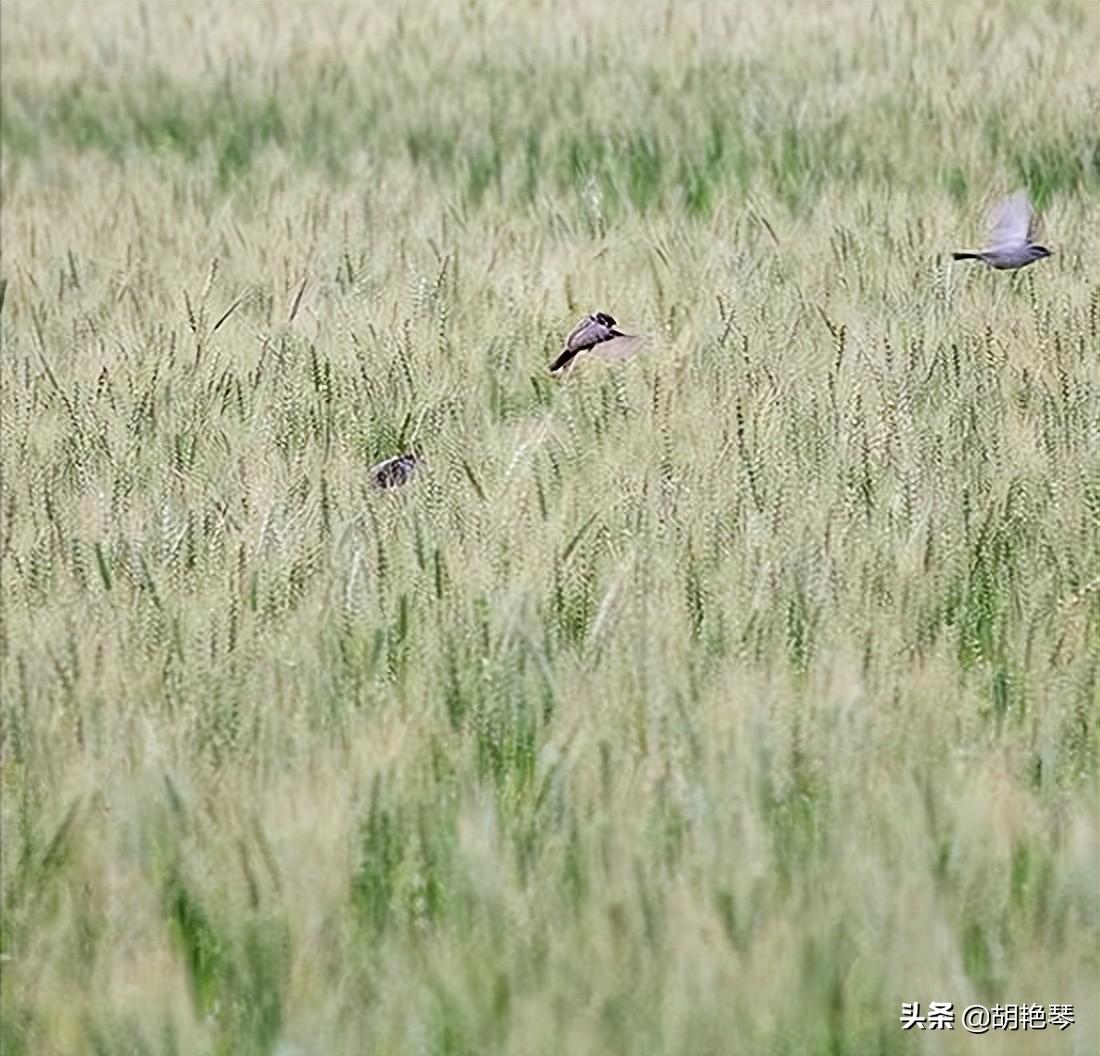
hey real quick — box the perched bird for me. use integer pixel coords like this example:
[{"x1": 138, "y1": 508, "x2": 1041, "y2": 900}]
[
  {"x1": 952, "y1": 190, "x2": 1052, "y2": 270},
  {"x1": 369, "y1": 452, "x2": 422, "y2": 490},
  {"x1": 549, "y1": 312, "x2": 638, "y2": 375}
]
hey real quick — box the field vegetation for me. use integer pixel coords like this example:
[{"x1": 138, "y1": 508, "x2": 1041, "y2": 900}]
[{"x1": 1, "y1": 2, "x2": 1098, "y2": 1053}]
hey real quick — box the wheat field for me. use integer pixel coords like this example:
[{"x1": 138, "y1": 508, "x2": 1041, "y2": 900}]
[{"x1": 1, "y1": 2, "x2": 1098, "y2": 1054}]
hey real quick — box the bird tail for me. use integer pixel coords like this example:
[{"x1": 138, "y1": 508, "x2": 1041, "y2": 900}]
[
  {"x1": 951, "y1": 252, "x2": 981, "y2": 261},
  {"x1": 549, "y1": 347, "x2": 579, "y2": 374}
]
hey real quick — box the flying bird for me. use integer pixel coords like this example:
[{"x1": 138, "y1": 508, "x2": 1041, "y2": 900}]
[
  {"x1": 369, "y1": 452, "x2": 422, "y2": 490},
  {"x1": 952, "y1": 190, "x2": 1052, "y2": 271},
  {"x1": 549, "y1": 312, "x2": 638, "y2": 375}
]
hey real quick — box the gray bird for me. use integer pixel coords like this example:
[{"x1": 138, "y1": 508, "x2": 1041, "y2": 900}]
[
  {"x1": 952, "y1": 190, "x2": 1052, "y2": 270},
  {"x1": 369, "y1": 452, "x2": 422, "y2": 490},
  {"x1": 550, "y1": 312, "x2": 636, "y2": 374}
]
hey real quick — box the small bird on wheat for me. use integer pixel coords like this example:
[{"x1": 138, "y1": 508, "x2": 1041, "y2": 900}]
[{"x1": 369, "y1": 452, "x2": 423, "y2": 490}]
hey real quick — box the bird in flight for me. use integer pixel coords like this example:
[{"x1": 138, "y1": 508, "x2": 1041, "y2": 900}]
[
  {"x1": 952, "y1": 190, "x2": 1052, "y2": 271},
  {"x1": 369, "y1": 452, "x2": 422, "y2": 490},
  {"x1": 549, "y1": 312, "x2": 639, "y2": 375}
]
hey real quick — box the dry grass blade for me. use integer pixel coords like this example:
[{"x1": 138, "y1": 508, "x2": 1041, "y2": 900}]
[
  {"x1": 212, "y1": 293, "x2": 244, "y2": 333},
  {"x1": 288, "y1": 274, "x2": 308, "y2": 323},
  {"x1": 460, "y1": 458, "x2": 487, "y2": 502},
  {"x1": 560, "y1": 511, "x2": 599, "y2": 563}
]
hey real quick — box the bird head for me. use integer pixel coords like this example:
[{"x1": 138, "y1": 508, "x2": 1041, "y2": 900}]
[
  {"x1": 594, "y1": 312, "x2": 617, "y2": 327},
  {"x1": 1030, "y1": 245, "x2": 1053, "y2": 260}
]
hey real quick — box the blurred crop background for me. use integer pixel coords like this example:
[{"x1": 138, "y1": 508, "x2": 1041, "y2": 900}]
[{"x1": 1, "y1": 1, "x2": 1098, "y2": 1054}]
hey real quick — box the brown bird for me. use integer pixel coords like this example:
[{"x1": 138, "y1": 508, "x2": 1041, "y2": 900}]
[
  {"x1": 369, "y1": 452, "x2": 422, "y2": 490},
  {"x1": 549, "y1": 312, "x2": 637, "y2": 374}
]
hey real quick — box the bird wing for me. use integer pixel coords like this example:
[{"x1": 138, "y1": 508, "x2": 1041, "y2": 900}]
[
  {"x1": 585, "y1": 333, "x2": 644, "y2": 362},
  {"x1": 563, "y1": 315, "x2": 603, "y2": 354},
  {"x1": 986, "y1": 190, "x2": 1033, "y2": 251}
]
